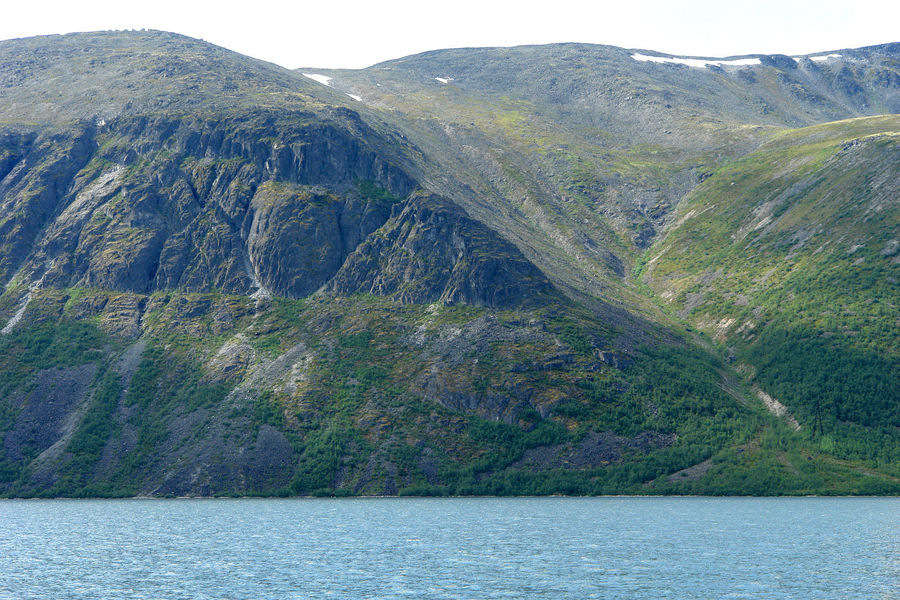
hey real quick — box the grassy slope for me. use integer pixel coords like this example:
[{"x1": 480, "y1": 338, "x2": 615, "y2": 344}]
[
  {"x1": 306, "y1": 43, "x2": 899, "y2": 321},
  {"x1": 0, "y1": 34, "x2": 898, "y2": 496},
  {"x1": 311, "y1": 57, "x2": 770, "y2": 306},
  {"x1": 2, "y1": 282, "x2": 897, "y2": 497},
  {"x1": 643, "y1": 116, "x2": 900, "y2": 479}
]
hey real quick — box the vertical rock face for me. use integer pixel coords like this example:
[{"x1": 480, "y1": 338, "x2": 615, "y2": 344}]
[
  {"x1": 246, "y1": 183, "x2": 395, "y2": 298},
  {"x1": 0, "y1": 111, "x2": 421, "y2": 298},
  {"x1": 0, "y1": 107, "x2": 560, "y2": 309},
  {"x1": 0, "y1": 126, "x2": 96, "y2": 283},
  {"x1": 329, "y1": 193, "x2": 558, "y2": 308}
]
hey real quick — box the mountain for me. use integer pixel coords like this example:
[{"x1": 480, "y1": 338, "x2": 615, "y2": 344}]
[
  {"x1": 642, "y1": 115, "x2": 900, "y2": 469},
  {"x1": 0, "y1": 31, "x2": 897, "y2": 497}
]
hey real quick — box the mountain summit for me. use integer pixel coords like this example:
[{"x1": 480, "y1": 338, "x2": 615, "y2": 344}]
[{"x1": 0, "y1": 31, "x2": 897, "y2": 497}]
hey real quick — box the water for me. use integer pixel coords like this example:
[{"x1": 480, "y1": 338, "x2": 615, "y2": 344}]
[{"x1": 0, "y1": 497, "x2": 897, "y2": 599}]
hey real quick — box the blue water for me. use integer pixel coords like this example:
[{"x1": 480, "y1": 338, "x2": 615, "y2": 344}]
[{"x1": 0, "y1": 497, "x2": 897, "y2": 599}]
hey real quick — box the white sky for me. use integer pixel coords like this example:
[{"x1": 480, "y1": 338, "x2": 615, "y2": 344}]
[{"x1": 1, "y1": 0, "x2": 898, "y2": 69}]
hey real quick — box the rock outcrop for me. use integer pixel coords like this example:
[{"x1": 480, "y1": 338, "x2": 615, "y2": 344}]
[{"x1": 330, "y1": 193, "x2": 558, "y2": 308}]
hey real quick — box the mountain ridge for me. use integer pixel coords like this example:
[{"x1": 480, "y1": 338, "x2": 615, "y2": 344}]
[{"x1": 0, "y1": 31, "x2": 897, "y2": 497}]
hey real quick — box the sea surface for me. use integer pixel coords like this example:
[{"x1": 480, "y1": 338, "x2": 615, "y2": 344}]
[{"x1": 0, "y1": 497, "x2": 897, "y2": 599}]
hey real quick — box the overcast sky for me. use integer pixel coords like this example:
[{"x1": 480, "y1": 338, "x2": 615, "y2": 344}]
[{"x1": 2, "y1": 0, "x2": 898, "y2": 69}]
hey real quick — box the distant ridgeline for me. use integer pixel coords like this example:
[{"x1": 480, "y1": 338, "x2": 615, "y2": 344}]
[{"x1": 0, "y1": 31, "x2": 897, "y2": 497}]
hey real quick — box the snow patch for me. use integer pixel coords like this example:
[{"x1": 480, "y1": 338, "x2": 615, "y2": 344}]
[
  {"x1": 346, "y1": 93, "x2": 362, "y2": 102},
  {"x1": 302, "y1": 73, "x2": 332, "y2": 86},
  {"x1": 631, "y1": 53, "x2": 761, "y2": 69},
  {"x1": 809, "y1": 53, "x2": 842, "y2": 62}
]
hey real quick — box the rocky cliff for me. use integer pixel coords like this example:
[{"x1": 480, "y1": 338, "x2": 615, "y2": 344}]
[{"x1": 0, "y1": 31, "x2": 897, "y2": 497}]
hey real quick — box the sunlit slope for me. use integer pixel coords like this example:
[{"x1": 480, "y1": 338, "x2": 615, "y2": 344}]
[
  {"x1": 0, "y1": 31, "x2": 789, "y2": 498},
  {"x1": 644, "y1": 115, "x2": 900, "y2": 471},
  {"x1": 307, "y1": 43, "x2": 900, "y2": 306},
  {"x1": 5, "y1": 285, "x2": 898, "y2": 498},
  {"x1": 0, "y1": 30, "x2": 338, "y2": 124},
  {"x1": 0, "y1": 31, "x2": 898, "y2": 497}
]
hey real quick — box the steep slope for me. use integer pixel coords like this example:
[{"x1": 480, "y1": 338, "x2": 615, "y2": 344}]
[
  {"x1": 643, "y1": 115, "x2": 900, "y2": 473},
  {"x1": 307, "y1": 43, "x2": 900, "y2": 302},
  {"x1": 0, "y1": 31, "x2": 897, "y2": 497},
  {"x1": 0, "y1": 112, "x2": 412, "y2": 294}
]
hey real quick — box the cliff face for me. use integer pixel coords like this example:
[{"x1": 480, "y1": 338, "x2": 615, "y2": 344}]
[
  {"x1": 0, "y1": 31, "x2": 897, "y2": 498},
  {"x1": 329, "y1": 193, "x2": 558, "y2": 308},
  {"x1": 0, "y1": 111, "x2": 428, "y2": 298}
]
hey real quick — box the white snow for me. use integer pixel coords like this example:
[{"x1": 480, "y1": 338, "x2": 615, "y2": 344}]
[
  {"x1": 301, "y1": 73, "x2": 333, "y2": 86},
  {"x1": 346, "y1": 93, "x2": 362, "y2": 102},
  {"x1": 434, "y1": 77, "x2": 453, "y2": 84},
  {"x1": 809, "y1": 53, "x2": 842, "y2": 62},
  {"x1": 631, "y1": 53, "x2": 761, "y2": 69},
  {"x1": 718, "y1": 58, "x2": 762, "y2": 66}
]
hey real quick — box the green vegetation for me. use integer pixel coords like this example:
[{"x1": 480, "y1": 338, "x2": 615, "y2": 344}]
[
  {"x1": 357, "y1": 179, "x2": 402, "y2": 203},
  {"x1": 8, "y1": 289, "x2": 891, "y2": 498},
  {"x1": 1, "y1": 33, "x2": 898, "y2": 497},
  {"x1": 645, "y1": 117, "x2": 900, "y2": 482},
  {"x1": 51, "y1": 369, "x2": 122, "y2": 497},
  {"x1": 0, "y1": 320, "x2": 106, "y2": 398}
]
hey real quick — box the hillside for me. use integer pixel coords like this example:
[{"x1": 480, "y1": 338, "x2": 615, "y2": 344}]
[
  {"x1": 308, "y1": 42, "x2": 900, "y2": 294},
  {"x1": 0, "y1": 31, "x2": 897, "y2": 497},
  {"x1": 642, "y1": 115, "x2": 900, "y2": 472}
]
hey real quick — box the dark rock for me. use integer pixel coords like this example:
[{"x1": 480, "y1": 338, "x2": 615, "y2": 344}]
[
  {"x1": 329, "y1": 193, "x2": 559, "y2": 308},
  {"x1": 761, "y1": 55, "x2": 799, "y2": 70},
  {"x1": 1, "y1": 364, "x2": 96, "y2": 463},
  {"x1": 0, "y1": 125, "x2": 95, "y2": 283},
  {"x1": 4, "y1": 111, "x2": 417, "y2": 299},
  {"x1": 247, "y1": 184, "x2": 392, "y2": 298},
  {"x1": 513, "y1": 429, "x2": 677, "y2": 471},
  {"x1": 249, "y1": 425, "x2": 294, "y2": 487}
]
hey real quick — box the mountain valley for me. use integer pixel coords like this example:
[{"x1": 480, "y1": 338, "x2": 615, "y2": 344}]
[{"x1": 0, "y1": 31, "x2": 897, "y2": 496}]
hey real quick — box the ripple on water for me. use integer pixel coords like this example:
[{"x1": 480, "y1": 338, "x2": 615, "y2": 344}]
[{"x1": 0, "y1": 497, "x2": 898, "y2": 599}]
